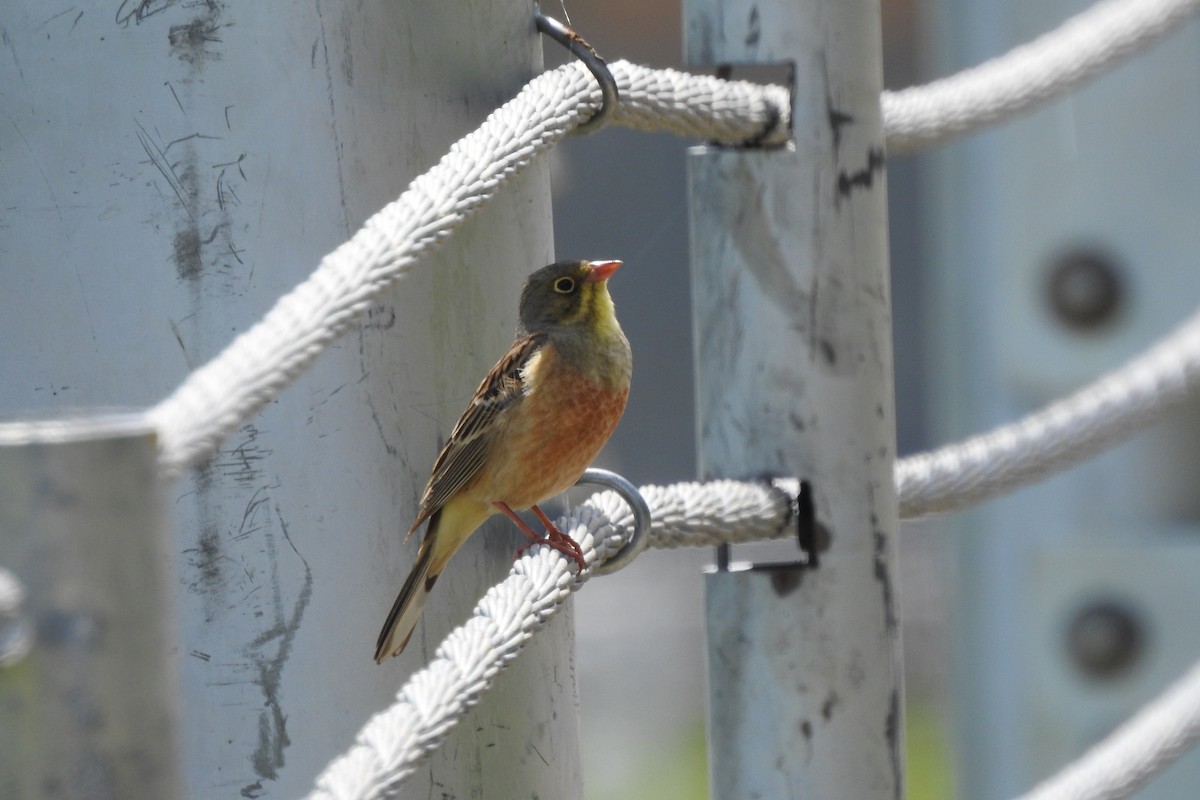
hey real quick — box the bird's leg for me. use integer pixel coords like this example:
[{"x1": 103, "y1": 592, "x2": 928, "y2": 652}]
[
  {"x1": 530, "y1": 504, "x2": 587, "y2": 570},
  {"x1": 495, "y1": 501, "x2": 586, "y2": 570}
]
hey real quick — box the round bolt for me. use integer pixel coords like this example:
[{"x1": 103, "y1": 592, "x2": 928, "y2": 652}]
[
  {"x1": 1046, "y1": 249, "x2": 1124, "y2": 331},
  {"x1": 1066, "y1": 600, "x2": 1144, "y2": 680}
]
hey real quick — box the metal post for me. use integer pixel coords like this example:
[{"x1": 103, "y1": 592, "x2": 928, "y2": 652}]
[
  {"x1": 0, "y1": 3, "x2": 578, "y2": 797},
  {"x1": 923, "y1": 2, "x2": 1200, "y2": 797},
  {"x1": 685, "y1": 0, "x2": 904, "y2": 798},
  {"x1": 0, "y1": 415, "x2": 181, "y2": 800}
]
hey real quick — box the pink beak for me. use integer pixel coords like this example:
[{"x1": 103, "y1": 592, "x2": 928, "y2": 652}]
[{"x1": 584, "y1": 259, "x2": 622, "y2": 283}]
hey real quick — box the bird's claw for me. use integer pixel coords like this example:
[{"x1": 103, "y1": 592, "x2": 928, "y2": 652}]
[{"x1": 515, "y1": 527, "x2": 587, "y2": 571}]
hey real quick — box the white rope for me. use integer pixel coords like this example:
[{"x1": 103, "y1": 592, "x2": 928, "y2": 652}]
[
  {"x1": 895, "y1": 307, "x2": 1200, "y2": 518},
  {"x1": 882, "y1": 0, "x2": 1200, "y2": 154},
  {"x1": 145, "y1": 0, "x2": 1200, "y2": 480},
  {"x1": 146, "y1": 61, "x2": 789, "y2": 479},
  {"x1": 1015, "y1": 656, "x2": 1200, "y2": 800},
  {"x1": 308, "y1": 481, "x2": 794, "y2": 800},
  {"x1": 307, "y1": 471, "x2": 1200, "y2": 800},
  {"x1": 119, "y1": 5, "x2": 1200, "y2": 795}
]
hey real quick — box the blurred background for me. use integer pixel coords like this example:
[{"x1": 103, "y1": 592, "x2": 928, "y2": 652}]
[{"x1": 542, "y1": 1, "x2": 953, "y2": 798}]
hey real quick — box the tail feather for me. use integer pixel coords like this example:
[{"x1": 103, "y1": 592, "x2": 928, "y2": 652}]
[{"x1": 375, "y1": 512, "x2": 441, "y2": 663}]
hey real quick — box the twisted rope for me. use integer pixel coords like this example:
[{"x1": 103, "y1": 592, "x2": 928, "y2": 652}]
[
  {"x1": 882, "y1": 0, "x2": 1200, "y2": 154},
  {"x1": 1016, "y1": 657, "x2": 1200, "y2": 800},
  {"x1": 895, "y1": 307, "x2": 1200, "y2": 518},
  {"x1": 146, "y1": 62, "x2": 789, "y2": 479},
  {"x1": 308, "y1": 481, "x2": 795, "y2": 800},
  {"x1": 121, "y1": 2, "x2": 1200, "y2": 797},
  {"x1": 309, "y1": 469, "x2": 1200, "y2": 800}
]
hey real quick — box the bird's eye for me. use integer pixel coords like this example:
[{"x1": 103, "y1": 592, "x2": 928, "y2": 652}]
[{"x1": 553, "y1": 277, "x2": 576, "y2": 294}]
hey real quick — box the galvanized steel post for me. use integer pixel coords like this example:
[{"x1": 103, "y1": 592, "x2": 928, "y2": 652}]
[
  {"x1": 0, "y1": 416, "x2": 181, "y2": 800},
  {"x1": 923, "y1": 1, "x2": 1200, "y2": 797},
  {"x1": 684, "y1": 0, "x2": 905, "y2": 797},
  {"x1": 0, "y1": 3, "x2": 578, "y2": 797}
]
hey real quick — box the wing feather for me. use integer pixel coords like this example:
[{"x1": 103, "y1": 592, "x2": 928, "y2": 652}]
[{"x1": 407, "y1": 332, "x2": 545, "y2": 536}]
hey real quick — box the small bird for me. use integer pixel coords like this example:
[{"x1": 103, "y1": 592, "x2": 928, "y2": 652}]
[{"x1": 375, "y1": 259, "x2": 632, "y2": 662}]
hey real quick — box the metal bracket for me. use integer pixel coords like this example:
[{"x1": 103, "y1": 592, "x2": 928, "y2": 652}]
[
  {"x1": 574, "y1": 467, "x2": 650, "y2": 575},
  {"x1": 534, "y1": 4, "x2": 619, "y2": 134}
]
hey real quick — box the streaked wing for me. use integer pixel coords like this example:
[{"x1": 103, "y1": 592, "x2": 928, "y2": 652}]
[{"x1": 407, "y1": 332, "x2": 546, "y2": 536}]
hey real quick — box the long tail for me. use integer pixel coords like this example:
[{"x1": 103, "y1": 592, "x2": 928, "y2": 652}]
[{"x1": 374, "y1": 511, "x2": 442, "y2": 663}]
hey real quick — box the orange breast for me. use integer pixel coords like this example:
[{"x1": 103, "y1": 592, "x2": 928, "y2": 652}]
[{"x1": 473, "y1": 343, "x2": 629, "y2": 510}]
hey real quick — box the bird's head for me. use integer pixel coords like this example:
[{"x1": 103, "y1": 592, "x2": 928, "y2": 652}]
[{"x1": 518, "y1": 259, "x2": 622, "y2": 336}]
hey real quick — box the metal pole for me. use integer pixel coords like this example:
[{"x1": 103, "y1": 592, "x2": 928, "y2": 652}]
[
  {"x1": 0, "y1": 415, "x2": 181, "y2": 800},
  {"x1": 684, "y1": 0, "x2": 904, "y2": 798},
  {"x1": 922, "y1": 1, "x2": 1200, "y2": 797},
  {"x1": 0, "y1": 3, "x2": 578, "y2": 797}
]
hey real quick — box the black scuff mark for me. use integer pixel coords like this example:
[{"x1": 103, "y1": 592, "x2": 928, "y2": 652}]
[
  {"x1": 827, "y1": 104, "x2": 854, "y2": 153},
  {"x1": 837, "y1": 147, "x2": 886, "y2": 201},
  {"x1": 134, "y1": 120, "x2": 195, "y2": 219},
  {"x1": 885, "y1": 689, "x2": 902, "y2": 800},
  {"x1": 116, "y1": 0, "x2": 182, "y2": 27},
  {"x1": 191, "y1": 523, "x2": 223, "y2": 586},
  {"x1": 232, "y1": 485, "x2": 272, "y2": 542},
  {"x1": 165, "y1": 80, "x2": 185, "y2": 113},
  {"x1": 241, "y1": 504, "x2": 313, "y2": 792},
  {"x1": 135, "y1": 4, "x2": 246, "y2": 289},
  {"x1": 167, "y1": 1, "x2": 227, "y2": 66},
  {"x1": 362, "y1": 304, "x2": 397, "y2": 330},
  {"x1": 33, "y1": 8, "x2": 79, "y2": 35},
  {"x1": 181, "y1": 521, "x2": 235, "y2": 623},
  {"x1": 313, "y1": 0, "x2": 351, "y2": 230},
  {"x1": 8, "y1": 118, "x2": 63, "y2": 223},
  {"x1": 821, "y1": 690, "x2": 839, "y2": 721},
  {"x1": 818, "y1": 338, "x2": 837, "y2": 366},
  {"x1": 136, "y1": 119, "x2": 222, "y2": 284},
  {"x1": 2, "y1": 28, "x2": 25, "y2": 84},
  {"x1": 364, "y1": 392, "x2": 399, "y2": 457},
  {"x1": 209, "y1": 425, "x2": 273, "y2": 486},
  {"x1": 818, "y1": 47, "x2": 855, "y2": 153},
  {"x1": 873, "y1": 529, "x2": 898, "y2": 631},
  {"x1": 173, "y1": 226, "x2": 202, "y2": 281},
  {"x1": 340, "y1": 18, "x2": 353, "y2": 86},
  {"x1": 744, "y1": 6, "x2": 760, "y2": 50},
  {"x1": 357, "y1": 328, "x2": 399, "y2": 455}
]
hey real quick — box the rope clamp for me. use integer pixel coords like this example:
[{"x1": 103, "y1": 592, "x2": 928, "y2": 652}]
[
  {"x1": 534, "y1": 4, "x2": 619, "y2": 134},
  {"x1": 574, "y1": 467, "x2": 650, "y2": 575}
]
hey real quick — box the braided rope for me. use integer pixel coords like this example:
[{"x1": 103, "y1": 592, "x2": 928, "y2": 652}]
[
  {"x1": 1016, "y1": 657, "x2": 1200, "y2": 800},
  {"x1": 308, "y1": 481, "x2": 794, "y2": 799},
  {"x1": 309, "y1": 470, "x2": 1200, "y2": 800},
  {"x1": 146, "y1": 62, "x2": 789, "y2": 479},
  {"x1": 882, "y1": 0, "x2": 1200, "y2": 154},
  {"x1": 895, "y1": 308, "x2": 1200, "y2": 518},
  {"x1": 122, "y1": 3, "x2": 1200, "y2": 796}
]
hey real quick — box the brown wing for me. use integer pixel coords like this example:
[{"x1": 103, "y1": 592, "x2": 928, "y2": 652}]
[{"x1": 406, "y1": 332, "x2": 546, "y2": 537}]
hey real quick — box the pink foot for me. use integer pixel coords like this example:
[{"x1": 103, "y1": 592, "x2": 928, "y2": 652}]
[{"x1": 495, "y1": 502, "x2": 587, "y2": 571}]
